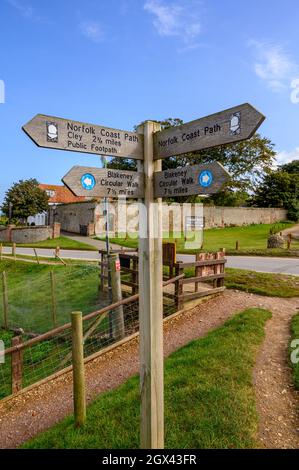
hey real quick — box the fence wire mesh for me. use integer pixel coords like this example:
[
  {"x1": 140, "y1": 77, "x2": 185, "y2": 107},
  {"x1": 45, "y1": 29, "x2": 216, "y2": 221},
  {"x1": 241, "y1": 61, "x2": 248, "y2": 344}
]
[
  {"x1": 0, "y1": 262, "x2": 107, "y2": 334},
  {"x1": 0, "y1": 266, "x2": 177, "y2": 400}
]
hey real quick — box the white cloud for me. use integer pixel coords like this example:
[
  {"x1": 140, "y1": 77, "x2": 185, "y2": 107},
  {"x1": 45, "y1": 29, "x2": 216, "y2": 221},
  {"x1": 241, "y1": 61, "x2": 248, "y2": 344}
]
[
  {"x1": 249, "y1": 40, "x2": 298, "y2": 92},
  {"x1": 79, "y1": 21, "x2": 104, "y2": 43},
  {"x1": 276, "y1": 147, "x2": 299, "y2": 165},
  {"x1": 6, "y1": 0, "x2": 35, "y2": 19},
  {"x1": 144, "y1": 0, "x2": 202, "y2": 47}
]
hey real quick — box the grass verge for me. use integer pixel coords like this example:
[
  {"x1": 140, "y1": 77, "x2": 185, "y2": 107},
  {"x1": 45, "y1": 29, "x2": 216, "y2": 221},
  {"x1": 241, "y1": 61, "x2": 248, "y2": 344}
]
[
  {"x1": 290, "y1": 314, "x2": 299, "y2": 390},
  {"x1": 2, "y1": 236, "x2": 97, "y2": 251},
  {"x1": 100, "y1": 222, "x2": 299, "y2": 256},
  {"x1": 224, "y1": 268, "x2": 299, "y2": 297},
  {"x1": 22, "y1": 308, "x2": 271, "y2": 449}
]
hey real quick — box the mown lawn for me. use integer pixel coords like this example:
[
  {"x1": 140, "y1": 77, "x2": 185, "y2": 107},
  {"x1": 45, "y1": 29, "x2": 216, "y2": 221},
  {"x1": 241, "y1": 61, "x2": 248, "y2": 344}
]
[
  {"x1": 2, "y1": 236, "x2": 97, "y2": 251},
  {"x1": 100, "y1": 222, "x2": 299, "y2": 255},
  {"x1": 22, "y1": 308, "x2": 271, "y2": 449},
  {"x1": 224, "y1": 268, "x2": 299, "y2": 297},
  {"x1": 290, "y1": 314, "x2": 299, "y2": 390},
  {"x1": 0, "y1": 259, "x2": 106, "y2": 333}
]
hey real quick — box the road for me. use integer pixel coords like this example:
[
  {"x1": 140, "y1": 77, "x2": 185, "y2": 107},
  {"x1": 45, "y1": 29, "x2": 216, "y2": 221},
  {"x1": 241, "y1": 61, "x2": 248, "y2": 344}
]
[
  {"x1": 177, "y1": 254, "x2": 299, "y2": 276},
  {"x1": 2, "y1": 246, "x2": 299, "y2": 276}
]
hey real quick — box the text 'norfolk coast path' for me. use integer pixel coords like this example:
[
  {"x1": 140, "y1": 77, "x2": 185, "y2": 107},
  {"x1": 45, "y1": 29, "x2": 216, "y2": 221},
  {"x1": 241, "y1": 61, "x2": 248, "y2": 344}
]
[
  {"x1": 153, "y1": 103, "x2": 265, "y2": 159},
  {"x1": 22, "y1": 114, "x2": 144, "y2": 160}
]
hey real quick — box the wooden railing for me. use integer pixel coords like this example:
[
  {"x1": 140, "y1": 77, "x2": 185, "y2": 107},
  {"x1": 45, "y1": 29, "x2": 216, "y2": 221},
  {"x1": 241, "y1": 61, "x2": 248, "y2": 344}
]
[
  {"x1": 173, "y1": 252, "x2": 226, "y2": 309},
  {"x1": 99, "y1": 249, "x2": 226, "y2": 310}
]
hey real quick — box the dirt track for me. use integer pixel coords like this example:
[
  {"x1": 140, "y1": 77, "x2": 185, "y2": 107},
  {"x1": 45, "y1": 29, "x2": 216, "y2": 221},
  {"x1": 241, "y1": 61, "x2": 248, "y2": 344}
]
[{"x1": 0, "y1": 290, "x2": 298, "y2": 449}]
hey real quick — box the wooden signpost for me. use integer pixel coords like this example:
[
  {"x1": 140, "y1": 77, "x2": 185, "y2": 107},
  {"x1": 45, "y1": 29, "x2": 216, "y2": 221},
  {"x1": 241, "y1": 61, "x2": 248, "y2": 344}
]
[
  {"x1": 154, "y1": 103, "x2": 265, "y2": 159},
  {"x1": 154, "y1": 161, "x2": 230, "y2": 198},
  {"x1": 62, "y1": 165, "x2": 144, "y2": 198},
  {"x1": 22, "y1": 114, "x2": 144, "y2": 160},
  {"x1": 22, "y1": 102, "x2": 265, "y2": 450}
]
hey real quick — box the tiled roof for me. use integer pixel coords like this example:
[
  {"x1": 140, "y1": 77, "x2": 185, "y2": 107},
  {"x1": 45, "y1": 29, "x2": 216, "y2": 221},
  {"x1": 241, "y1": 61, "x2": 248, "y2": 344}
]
[{"x1": 39, "y1": 184, "x2": 87, "y2": 204}]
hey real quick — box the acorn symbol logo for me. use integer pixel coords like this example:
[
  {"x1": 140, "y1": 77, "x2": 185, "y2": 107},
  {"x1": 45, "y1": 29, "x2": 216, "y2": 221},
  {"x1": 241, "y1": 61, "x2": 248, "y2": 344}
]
[
  {"x1": 230, "y1": 112, "x2": 241, "y2": 135},
  {"x1": 46, "y1": 122, "x2": 58, "y2": 142}
]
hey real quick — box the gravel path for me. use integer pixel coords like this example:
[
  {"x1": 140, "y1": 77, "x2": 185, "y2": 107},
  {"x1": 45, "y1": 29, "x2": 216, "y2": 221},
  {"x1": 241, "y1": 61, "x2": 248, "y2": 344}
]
[{"x1": 0, "y1": 290, "x2": 298, "y2": 449}]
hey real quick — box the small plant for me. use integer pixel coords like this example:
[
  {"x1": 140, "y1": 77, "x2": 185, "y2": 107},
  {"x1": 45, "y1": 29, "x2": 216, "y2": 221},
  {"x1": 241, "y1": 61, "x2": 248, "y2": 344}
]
[{"x1": 24, "y1": 340, "x2": 55, "y2": 365}]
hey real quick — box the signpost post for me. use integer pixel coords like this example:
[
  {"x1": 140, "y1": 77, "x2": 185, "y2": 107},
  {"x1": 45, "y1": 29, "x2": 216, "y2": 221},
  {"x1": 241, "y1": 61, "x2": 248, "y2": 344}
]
[
  {"x1": 137, "y1": 121, "x2": 164, "y2": 449},
  {"x1": 22, "y1": 102, "x2": 265, "y2": 451}
]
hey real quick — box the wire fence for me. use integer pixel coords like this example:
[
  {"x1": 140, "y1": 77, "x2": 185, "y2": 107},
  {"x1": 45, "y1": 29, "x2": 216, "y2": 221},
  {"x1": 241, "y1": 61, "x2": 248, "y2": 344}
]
[
  {"x1": 0, "y1": 251, "x2": 226, "y2": 401},
  {"x1": 0, "y1": 275, "x2": 179, "y2": 400},
  {"x1": 0, "y1": 263, "x2": 108, "y2": 334}
]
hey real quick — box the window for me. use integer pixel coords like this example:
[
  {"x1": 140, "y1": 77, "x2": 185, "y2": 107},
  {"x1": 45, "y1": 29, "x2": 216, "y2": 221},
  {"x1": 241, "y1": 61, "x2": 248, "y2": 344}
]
[{"x1": 46, "y1": 190, "x2": 55, "y2": 198}]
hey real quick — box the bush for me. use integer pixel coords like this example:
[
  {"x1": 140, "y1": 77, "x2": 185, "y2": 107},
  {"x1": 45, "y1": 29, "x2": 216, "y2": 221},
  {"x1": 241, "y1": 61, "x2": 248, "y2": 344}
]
[{"x1": 287, "y1": 200, "x2": 299, "y2": 222}]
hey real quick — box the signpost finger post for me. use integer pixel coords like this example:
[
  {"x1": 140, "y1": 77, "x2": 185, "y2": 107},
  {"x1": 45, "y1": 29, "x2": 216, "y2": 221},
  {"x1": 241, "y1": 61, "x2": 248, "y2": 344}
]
[{"x1": 23, "y1": 102, "x2": 265, "y2": 450}]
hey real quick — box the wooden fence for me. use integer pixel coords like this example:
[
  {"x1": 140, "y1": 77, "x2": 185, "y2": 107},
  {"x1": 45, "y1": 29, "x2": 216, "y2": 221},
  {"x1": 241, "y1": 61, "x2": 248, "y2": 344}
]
[
  {"x1": 173, "y1": 252, "x2": 226, "y2": 310},
  {"x1": 99, "y1": 249, "x2": 226, "y2": 310},
  {"x1": 0, "y1": 274, "x2": 183, "y2": 400}
]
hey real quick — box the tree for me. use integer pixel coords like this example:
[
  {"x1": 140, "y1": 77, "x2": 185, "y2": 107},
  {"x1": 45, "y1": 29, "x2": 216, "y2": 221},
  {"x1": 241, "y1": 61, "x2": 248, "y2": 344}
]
[
  {"x1": 208, "y1": 189, "x2": 250, "y2": 207},
  {"x1": 251, "y1": 170, "x2": 299, "y2": 221},
  {"x1": 107, "y1": 118, "x2": 276, "y2": 201},
  {"x1": 280, "y1": 159, "x2": 299, "y2": 175},
  {"x1": 1, "y1": 179, "x2": 49, "y2": 223}
]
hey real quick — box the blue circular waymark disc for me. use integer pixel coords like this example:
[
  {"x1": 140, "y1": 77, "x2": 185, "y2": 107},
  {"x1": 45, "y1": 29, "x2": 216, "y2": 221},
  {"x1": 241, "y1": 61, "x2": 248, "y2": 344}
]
[
  {"x1": 81, "y1": 173, "x2": 96, "y2": 190},
  {"x1": 198, "y1": 170, "x2": 213, "y2": 188}
]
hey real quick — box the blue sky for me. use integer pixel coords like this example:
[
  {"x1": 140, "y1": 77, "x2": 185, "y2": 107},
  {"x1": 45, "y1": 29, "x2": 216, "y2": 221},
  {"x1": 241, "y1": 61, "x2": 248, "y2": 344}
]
[{"x1": 0, "y1": 0, "x2": 299, "y2": 202}]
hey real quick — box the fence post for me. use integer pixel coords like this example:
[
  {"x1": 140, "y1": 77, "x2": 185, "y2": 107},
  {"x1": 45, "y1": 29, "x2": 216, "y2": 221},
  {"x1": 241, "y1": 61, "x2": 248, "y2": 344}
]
[
  {"x1": 11, "y1": 336, "x2": 23, "y2": 394},
  {"x1": 235, "y1": 240, "x2": 239, "y2": 251},
  {"x1": 108, "y1": 254, "x2": 125, "y2": 340},
  {"x1": 195, "y1": 253, "x2": 200, "y2": 292},
  {"x1": 12, "y1": 242, "x2": 16, "y2": 261},
  {"x1": 175, "y1": 262, "x2": 184, "y2": 310},
  {"x1": 33, "y1": 248, "x2": 40, "y2": 265},
  {"x1": 132, "y1": 258, "x2": 138, "y2": 295},
  {"x1": 2, "y1": 271, "x2": 8, "y2": 329},
  {"x1": 99, "y1": 252, "x2": 104, "y2": 293},
  {"x1": 50, "y1": 271, "x2": 57, "y2": 328},
  {"x1": 287, "y1": 233, "x2": 292, "y2": 250},
  {"x1": 71, "y1": 311, "x2": 86, "y2": 428}
]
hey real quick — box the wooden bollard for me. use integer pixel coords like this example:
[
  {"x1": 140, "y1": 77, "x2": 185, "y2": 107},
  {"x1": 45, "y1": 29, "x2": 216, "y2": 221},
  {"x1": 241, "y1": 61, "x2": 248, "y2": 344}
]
[
  {"x1": 235, "y1": 240, "x2": 239, "y2": 250},
  {"x1": 55, "y1": 246, "x2": 60, "y2": 258},
  {"x1": 71, "y1": 311, "x2": 86, "y2": 428}
]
